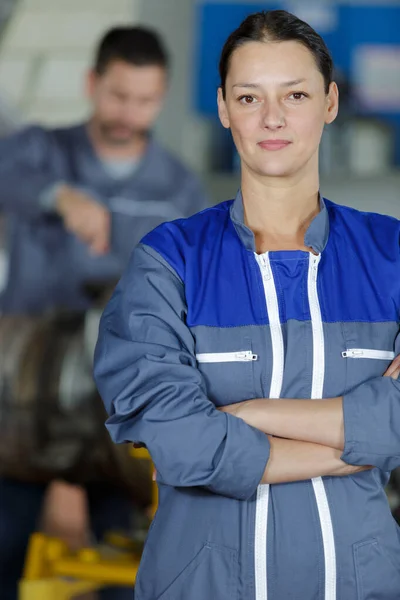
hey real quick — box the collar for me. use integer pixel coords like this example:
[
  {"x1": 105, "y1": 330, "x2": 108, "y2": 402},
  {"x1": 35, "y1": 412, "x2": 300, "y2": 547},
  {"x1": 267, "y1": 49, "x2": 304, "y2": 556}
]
[{"x1": 230, "y1": 189, "x2": 329, "y2": 254}]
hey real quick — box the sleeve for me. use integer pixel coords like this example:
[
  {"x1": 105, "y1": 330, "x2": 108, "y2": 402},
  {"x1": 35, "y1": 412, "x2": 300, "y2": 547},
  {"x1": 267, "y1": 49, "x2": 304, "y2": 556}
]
[
  {"x1": 93, "y1": 243, "x2": 270, "y2": 500},
  {"x1": 341, "y1": 375, "x2": 400, "y2": 472},
  {"x1": 108, "y1": 175, "x2": 209, "y2": 265},
  {"x1": 39, "y1": 182, "x2": 65, "y2": 212},
  {"x1": 0, "y1": 126, "x2": 61, "y2": 217},
  {"x1": 109, "y1": 212, "x2": 162, "y2": 265},
  {"x1": 173, "y1": 172, "x2": 210, "y2": 217}
]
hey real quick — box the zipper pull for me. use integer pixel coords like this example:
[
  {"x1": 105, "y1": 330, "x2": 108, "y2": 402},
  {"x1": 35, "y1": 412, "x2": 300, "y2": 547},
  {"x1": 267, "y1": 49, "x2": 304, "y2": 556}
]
[
  {"x1": 234, "y1": 351, "x2": 258, "y2": 361},
  {"x1": 342, "y1": 350, "x2": 364, "y2": 358},
  {"x1": 311, "y1": 255, "x2": 320, "y2": 282},
  {"x1": 260, "y1": 255, "x2": 272, "y2": 280}
]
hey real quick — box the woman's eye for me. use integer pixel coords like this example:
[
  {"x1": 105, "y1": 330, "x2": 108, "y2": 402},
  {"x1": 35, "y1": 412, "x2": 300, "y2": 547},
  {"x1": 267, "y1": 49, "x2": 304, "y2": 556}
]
[
  {"x1": 239, "y1": 95, "x2": 256, "y2": 105},
  {"x1": 289, "y1": 92, "x2": 308, "y2": 101}
]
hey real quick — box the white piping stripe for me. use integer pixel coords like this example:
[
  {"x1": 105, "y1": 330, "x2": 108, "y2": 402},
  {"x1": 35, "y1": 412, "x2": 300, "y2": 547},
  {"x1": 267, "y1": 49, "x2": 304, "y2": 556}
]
[
  {"x1": 309, "y1": 255, "x2": 325, "y2": 399},
  {"x1": 342, "y1": 348, "x2": 395, "y2": 360},
  {"x1": 196, "y1": 351, "x2": 257, "y2": 363},
  {"x1": 110, "y1": 197, "x2": 182, "y2": 219},
  {"x1": 308, "y1": 253, "x2": 337, "y2": 600},
  {"x1": 257, "y1": 255, "x2": 285, "y2": 399},
  {"x1": 255, "y1": 484, "x2": 269, "y2": 600},
  {"x1": 254, "y1": 253, "x2": 285, "y2": 600}
]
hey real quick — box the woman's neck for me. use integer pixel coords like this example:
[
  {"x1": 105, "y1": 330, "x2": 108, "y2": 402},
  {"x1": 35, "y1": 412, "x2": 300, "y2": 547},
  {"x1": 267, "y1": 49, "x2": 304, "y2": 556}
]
[{"x1": 241, "y1": 168, "x2": 320, "y2": 253}]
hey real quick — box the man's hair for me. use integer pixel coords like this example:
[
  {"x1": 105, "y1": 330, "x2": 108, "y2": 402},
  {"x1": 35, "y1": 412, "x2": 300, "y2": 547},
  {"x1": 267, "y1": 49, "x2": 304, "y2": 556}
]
[{"x1": 94, "y1": 26, "x2": 169, "y2": 74}]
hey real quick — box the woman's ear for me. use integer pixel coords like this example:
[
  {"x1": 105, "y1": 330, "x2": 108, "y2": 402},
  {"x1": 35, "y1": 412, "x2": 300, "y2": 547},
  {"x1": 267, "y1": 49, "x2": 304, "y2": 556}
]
[
  {"x1": 217, "y1": 88, "x2": 230, "y2": 129},
  {"x1": 325, "y1": 81, "x2": 339, "y2": 125}
]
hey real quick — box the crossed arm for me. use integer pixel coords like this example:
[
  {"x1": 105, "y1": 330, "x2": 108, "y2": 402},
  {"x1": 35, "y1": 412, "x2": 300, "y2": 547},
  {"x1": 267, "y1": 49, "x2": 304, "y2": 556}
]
[
  {"x1": 220, "y1": 357, "x2": 400, "y2": 485},
  {"x1": 95, "y1": 246, "x2": 400, "y2": 499}
]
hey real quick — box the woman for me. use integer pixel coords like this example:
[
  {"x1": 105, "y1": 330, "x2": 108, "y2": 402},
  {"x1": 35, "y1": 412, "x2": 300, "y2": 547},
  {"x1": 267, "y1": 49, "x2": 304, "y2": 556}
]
[{"x1": 94, "y1": 10, "x2": 400, "y2": 600}]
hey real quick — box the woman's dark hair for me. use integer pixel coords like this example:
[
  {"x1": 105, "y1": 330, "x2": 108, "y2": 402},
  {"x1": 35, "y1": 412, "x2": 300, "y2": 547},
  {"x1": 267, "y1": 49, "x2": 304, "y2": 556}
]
[
  {"x1": 219, "y1": 10, "x2": 333, "y2": 97},
  {"x1": 94, "y1": 26, "x2": 169, "y2": 75}
]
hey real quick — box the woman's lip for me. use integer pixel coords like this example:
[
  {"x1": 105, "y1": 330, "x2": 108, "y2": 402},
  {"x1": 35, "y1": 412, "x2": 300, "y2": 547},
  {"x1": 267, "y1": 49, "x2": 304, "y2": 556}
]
[{"x1": 258, "y1": 140, "x2": 291, "y2": 150}]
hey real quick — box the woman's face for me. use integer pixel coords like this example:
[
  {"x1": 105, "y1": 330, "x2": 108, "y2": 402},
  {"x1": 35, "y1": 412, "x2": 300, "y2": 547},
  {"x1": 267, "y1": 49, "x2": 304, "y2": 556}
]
[{"x1": 218, "y1": 40, "x2": 338, "y2": 180}]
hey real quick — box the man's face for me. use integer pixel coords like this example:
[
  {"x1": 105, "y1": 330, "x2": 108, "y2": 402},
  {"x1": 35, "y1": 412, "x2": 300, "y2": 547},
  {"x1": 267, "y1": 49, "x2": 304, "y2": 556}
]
[{"x1": 87, "y1": 59, "x2": 167, "y2": 145}]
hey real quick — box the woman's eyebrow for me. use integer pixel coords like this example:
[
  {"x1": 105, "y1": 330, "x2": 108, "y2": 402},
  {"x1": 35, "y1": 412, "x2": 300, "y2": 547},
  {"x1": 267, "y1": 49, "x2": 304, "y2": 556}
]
[
  {"x1": 280, "y1": 78, "x2": 307, "y2": 87},
  {"x1": 232, "y1": 83, "x2": 260, "y2": 89},
  {"x1": 232, "y1": 78, "x2": 307, "y2": 90}
]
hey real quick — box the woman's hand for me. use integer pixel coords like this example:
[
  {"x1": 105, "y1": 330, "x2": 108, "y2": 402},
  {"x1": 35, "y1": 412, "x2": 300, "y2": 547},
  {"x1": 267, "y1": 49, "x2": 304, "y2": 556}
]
[
  {"x1": 218, "y1": 400, "x2": 253, "y2": 419},
  {"x1": 383, "y1": 355, "x2": 400, "y2": 379}
]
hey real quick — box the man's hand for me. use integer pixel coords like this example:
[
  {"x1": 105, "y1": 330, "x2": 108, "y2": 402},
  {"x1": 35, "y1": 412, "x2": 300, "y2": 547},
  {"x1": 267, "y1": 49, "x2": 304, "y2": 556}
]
[{"x1": 56, "y1": 184, "x2": 110, "y2": 255}]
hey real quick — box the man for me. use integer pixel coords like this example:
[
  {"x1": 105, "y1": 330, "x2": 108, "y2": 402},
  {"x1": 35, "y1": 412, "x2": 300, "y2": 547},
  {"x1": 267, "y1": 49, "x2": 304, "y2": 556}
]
[{"x1": 0, "y1": 26, "x2": 207, "y2": 600}]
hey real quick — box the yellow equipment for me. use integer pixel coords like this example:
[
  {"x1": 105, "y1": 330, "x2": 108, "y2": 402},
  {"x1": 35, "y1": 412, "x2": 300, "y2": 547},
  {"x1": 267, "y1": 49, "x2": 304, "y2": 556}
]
[{"x1": 19, "y1": 447, "x2": 156, "y2": 600}]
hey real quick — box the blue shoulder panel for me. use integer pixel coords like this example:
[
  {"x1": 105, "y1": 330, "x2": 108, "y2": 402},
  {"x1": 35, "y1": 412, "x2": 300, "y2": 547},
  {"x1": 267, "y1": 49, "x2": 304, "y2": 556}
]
[
  {"x1": 142, "y1": 201, "x2": 268, "y2": 327},
  {"x1": 320, "y1": 201, "x2": 400, "y2": 323},
  {"x1": 142, "y1": 199, "x2": 400, "y2": 327}
]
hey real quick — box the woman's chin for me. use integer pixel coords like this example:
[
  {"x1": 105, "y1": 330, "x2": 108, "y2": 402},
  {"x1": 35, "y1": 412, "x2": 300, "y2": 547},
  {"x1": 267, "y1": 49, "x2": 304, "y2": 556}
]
[{"x1": 253, "y1": 163, "x2": 296, "y2": 179}]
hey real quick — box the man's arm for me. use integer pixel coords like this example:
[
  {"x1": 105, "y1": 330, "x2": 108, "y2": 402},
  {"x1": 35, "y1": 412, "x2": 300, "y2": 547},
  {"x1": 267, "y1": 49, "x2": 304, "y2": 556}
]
[
  {"x1": 0, "y1": 126, "x2": 60, "y2": 217},
  {"x1": 55, "y1": 185, "x2": 110, "y2": 255},
  {"x1": 108, "y1": 173, "x2": 209, "y2": 264},
  {"x1": 0, "y1": 126, "x2": 111, "y2": 255}
]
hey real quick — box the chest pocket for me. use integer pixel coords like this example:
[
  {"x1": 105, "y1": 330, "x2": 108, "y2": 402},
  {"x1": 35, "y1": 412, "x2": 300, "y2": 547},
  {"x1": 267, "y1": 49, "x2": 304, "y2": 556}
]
[
  {"x1": 341, "y1": 321, "x2": 399, "y2": 391},
  {"x1": 191, "y1": 328, "x2": 258, "y2": 407}
]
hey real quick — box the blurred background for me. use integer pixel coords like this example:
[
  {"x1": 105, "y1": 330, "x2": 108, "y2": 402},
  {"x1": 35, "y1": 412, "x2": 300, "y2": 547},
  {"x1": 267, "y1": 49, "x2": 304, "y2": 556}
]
[
  {"x1": 0, "y1": 0, "x2": 399, "y2": 207},
  {"x1": 0, "y1": 0, "x2": 400, "y2": 262},
  {"x1": 0, "y1": 0, "x2": 399, "y2": 598}
]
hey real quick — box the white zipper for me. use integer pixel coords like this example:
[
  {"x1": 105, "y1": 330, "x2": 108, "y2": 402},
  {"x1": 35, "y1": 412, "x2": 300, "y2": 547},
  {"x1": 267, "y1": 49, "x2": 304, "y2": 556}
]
[
  {"x1": 342, "y1": 348, "x2": 395, "y2": 360},
  {"x1": 308, "y1": 255, "x2": 325, "y2": 402},
  {"x1": 307, "y1": 253, "x2": 337, "y2": 600},
  {"x1": 256, "y1": 254, "x2": 285, "y2": 398},
  {"x1": 254, "y1": 252, "x2": 285, "y2": 600},
  {"x1": 196, "y1": 351, "x2": 258, "y2": 363}
]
